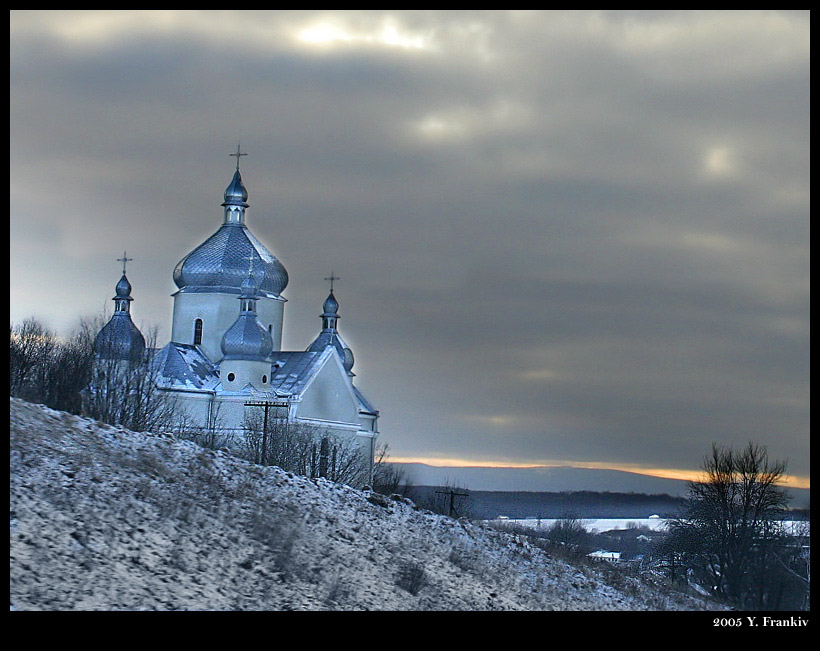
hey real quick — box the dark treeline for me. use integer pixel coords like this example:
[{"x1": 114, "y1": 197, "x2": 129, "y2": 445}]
[
  {"x1": 410, "y1": 488, "x2": 687, "y2": 520},
  {"x1": 9, "y1": 317, "x2": 99, "y2": 415}
]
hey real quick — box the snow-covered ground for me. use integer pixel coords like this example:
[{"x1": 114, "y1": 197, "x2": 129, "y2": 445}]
[
  {"x1": 495, "y1": 518, "x2": 808, "y2": 535},
  {"x1": 496, "y1": 518, "x2": 670, "y2": 533},
  {"x1": 10, "y1": 397, "x2": 721, "y2": 611}
]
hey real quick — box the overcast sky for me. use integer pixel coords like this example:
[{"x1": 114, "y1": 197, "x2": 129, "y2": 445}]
[{"x1": 10, "y1": 11, "x2": 810, "y2": 486}]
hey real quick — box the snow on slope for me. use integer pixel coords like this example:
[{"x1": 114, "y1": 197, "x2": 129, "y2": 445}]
[{"x1": 10, "y1": 397, "x2": 715, "y2": 611}]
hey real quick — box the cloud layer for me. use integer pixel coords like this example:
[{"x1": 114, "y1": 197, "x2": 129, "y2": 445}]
[{"x1": 10, "y1": 11, "x2": 810, "y2": 480}]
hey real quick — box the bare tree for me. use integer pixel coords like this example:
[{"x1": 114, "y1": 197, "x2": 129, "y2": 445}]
[
  {"x1": 10, "y1": 318, "x2": 57, "y2": 400},
  {"x1": 10, "y1": 316, "x2": 99, "y2": 414},
  {"x1": 241, "y1": 414, "x2": 369, "y2": 487},
  {"x1": 666, "y1": 442, "x2": 798, "y2": 609},
  {"x1": 41, "y1": 321, "x2": 97, "y2": 414},
  {"x1": 174, "y1": 400, "x2": 231, "y2": 450},
  {"x1": 83, "y1": 325, "x2": 181, "y2": 433},
  {"x1": 371, "y1": 442, "x2": 412, "y2": 496},
  {"x1": 545, "y1": 513, "x2": 592, "y2": 552}
]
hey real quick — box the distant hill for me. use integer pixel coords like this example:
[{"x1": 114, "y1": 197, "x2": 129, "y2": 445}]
[
  {"x1": 395, "y1": 463, "x2": 810, "y2": 510},
  {"x1": 396, "y1": 462, "x2": 692, "y2": 495}
]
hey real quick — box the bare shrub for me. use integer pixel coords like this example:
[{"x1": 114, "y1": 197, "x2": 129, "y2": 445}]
[
  {"x1": 247, "y1": 509, "x2": 302, "y2": 578},
  {"x1": 241, "y1": 414, "x2": 368, "y2": 487},
  {"x1": 448, "y1": 545, "x2": 483, "y2": 574},
  {"x1": 395, "y1": 560, "x2": 427, "y2": 595}
]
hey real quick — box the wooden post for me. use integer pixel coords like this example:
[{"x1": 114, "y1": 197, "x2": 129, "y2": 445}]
[
  {"x1": 244, "y1": 399, "x2": 289, "y2": 465},
  {"x1": 435, "y1": 487, "x2": 470, "y2": 518}
]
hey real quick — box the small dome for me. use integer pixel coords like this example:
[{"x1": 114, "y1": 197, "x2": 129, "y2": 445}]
[
  {"x1": 221, "y1": 314, "x2": 273, "y2": 360},
  {"x1": 223, "y1": 169, "x2": 248, "y2": 206},
  {"x1": 94, "y1": 314, "x2": 146, "y2": 362},
  {"x1": 342, "y1": 346, "x2": 355, "y2": 374},
  {"x1": 323, "y1": 291, "x2": 339, "y2": 316},
  {"x1": 114, "y1": 274, "x2": 132, "y2": 298}
]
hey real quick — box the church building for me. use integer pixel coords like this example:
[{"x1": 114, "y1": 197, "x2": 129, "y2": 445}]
[{"x1": 93, "y1": 151, "x2": 379, "y2": 484}]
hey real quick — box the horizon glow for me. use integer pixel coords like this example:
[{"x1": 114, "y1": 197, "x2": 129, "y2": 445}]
[{"x1": 390, "y1": 456, "x2": 810, "y2": 489}]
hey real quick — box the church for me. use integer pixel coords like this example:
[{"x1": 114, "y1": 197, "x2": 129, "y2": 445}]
[{"x1": 92, "y1": 151, "x2": 379, "y2": 484}]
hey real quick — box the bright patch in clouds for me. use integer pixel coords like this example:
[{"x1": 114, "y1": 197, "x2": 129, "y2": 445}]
[
  {"x1": 702, "y1": 145, "x2": 737, "y2": 178},
  {"x1": 414, "y1": 115, "x2": 468, "y2": 141},
  {"x1": 297, "y1": 17, "x2": 432, "y2": 51}
]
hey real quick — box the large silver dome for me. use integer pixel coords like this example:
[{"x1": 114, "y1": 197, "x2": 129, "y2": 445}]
[
  {"x1": 173, "y1": 225, "x2": 289, "y2": 297},
  {"x1": 173, "y1": 167, "x2": 288, "y2": 297}
]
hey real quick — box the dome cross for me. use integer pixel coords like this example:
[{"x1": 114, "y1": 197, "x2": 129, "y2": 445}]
[
  {"x1": 117, "y1": 251, "x2": 133, "y2": 275},
  {"x1": 324, "y1": 271, "x2": 340, "y2": 293},
  {"x1": 230, "y1": 143, "x2": 247, "y2": 171}
]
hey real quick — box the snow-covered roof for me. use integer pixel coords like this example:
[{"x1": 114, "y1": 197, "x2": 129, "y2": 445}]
[
  {"x1": 152, "y1": 342, "x2": 220, "y2": 391},
  {"x1": 270, "y1": 350, "x2": 326, "y2": 395},
  {"x1": 352, "y1": 384, "x2": 378, "y2": 416}
]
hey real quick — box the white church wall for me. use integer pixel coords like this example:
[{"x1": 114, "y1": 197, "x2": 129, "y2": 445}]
[
  {"x1": 162, "y1": 389, "x2": 213, "y2": 432},
  {"x1": 220, "y1": 359, "x2": 273, "y2": 393},
  {"x1": 171, "y1": 291, "x2": 284, "y2": 361}
]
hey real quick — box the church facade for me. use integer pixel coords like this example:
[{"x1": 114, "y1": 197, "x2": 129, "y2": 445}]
[{"x1": 93, "y1": 155, "x2": 379, "y2": 484}]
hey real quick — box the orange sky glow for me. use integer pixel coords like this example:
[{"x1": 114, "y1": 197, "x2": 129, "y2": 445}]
[{"x1": 390, "y1": 456, "x2": 810, "y2": 489}]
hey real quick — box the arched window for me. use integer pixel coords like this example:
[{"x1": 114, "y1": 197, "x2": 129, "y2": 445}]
[
  {"x1": 262, "y1": 374, "x2": 267, "y2": 384},
  {"x1": 194, "y1": 319, "x2": 203, "y2": 345}
]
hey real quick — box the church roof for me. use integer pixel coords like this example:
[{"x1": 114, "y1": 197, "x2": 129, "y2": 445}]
[
  {"x1": 352, "y1": 384, "x2": 379, "y2": 416},
  {"x1": 269, "y1": 350, "x2": 326, "y2": 395},
  {"x1": 306, "y1": 330, "x2": 355, "y2": 375},
  {"x1": 152, "y1": 342, "x2": 220, "y2": 391}
]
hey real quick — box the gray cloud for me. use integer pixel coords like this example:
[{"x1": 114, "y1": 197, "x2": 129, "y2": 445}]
[{"x1": 10, "y1": 10, "x2": 809, "y2": 480}]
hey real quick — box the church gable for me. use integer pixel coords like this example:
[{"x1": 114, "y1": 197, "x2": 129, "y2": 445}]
[{"x1": 295, "y1": 350, "x2": 360, "y2": 426}]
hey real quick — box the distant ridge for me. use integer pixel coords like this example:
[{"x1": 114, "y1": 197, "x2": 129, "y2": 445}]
[
  {"x1": 396, "y1": 463, "x2": 692, "y2": 495},
  {"x1": 395, "y1": 463, "x2": 811, "y2": 507}
]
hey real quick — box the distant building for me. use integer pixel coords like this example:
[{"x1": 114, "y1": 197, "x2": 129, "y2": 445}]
[
  {"x1": 92, "y1": 151, "x2": 379, "y2": 484},
  {"x1": 587, "y1": 550, "x2": 621, "y2": 563}
]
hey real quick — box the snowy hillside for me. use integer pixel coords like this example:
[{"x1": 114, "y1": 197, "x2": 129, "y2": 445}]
[{"x1": 10, "y1": 397, "x2": 717, "y2": 611}]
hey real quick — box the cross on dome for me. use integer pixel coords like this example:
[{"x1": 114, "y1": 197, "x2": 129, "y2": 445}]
[
  {"x1": 230, "y1": 143, "x2": 247, "y2": 171},
  {"x1": 324, "y1": 271, "x2": 340, "y2": 293},
  {"x1": 117, "y1": 251, "x2": 133, "y2": 275}
]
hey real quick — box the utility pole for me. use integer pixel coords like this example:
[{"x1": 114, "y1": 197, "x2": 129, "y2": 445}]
[
  {"x1": 244, "y1": 398, "x2": 289, "y2": 465},
  {"x1": 436, "y1": 487, "x2": 470, "y2": 518}
]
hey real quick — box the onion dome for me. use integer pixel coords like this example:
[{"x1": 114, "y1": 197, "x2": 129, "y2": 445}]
[
  {"x1": 115, "y1": 274, "x2": 132, "y2": 298},
  {"x1": 323, "y1": 291, "x2": 339, "y2": 316},
  {"x1": 223, "y1": 168, "x2": 249, "y2": 206},
  {"x1": 172, "y1": 162, "x2": 289, "y2": 298},
  {"x1": 94, "y1": 271, "x2": 146, "y2": 362},
  {"x1": 307, "y1": 288, "x2": 355, "y2": 375},
  {"x1": 220, "y1": 274, "x2": 274, "y2": 361}
]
